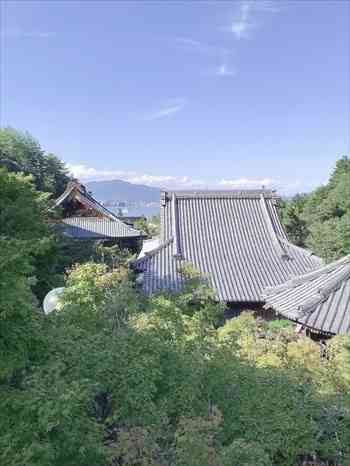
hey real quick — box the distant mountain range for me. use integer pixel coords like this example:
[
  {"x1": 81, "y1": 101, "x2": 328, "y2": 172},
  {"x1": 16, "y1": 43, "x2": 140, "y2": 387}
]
[{"x1": 86, "y1": 179, "x2": 161, "y2": 203}]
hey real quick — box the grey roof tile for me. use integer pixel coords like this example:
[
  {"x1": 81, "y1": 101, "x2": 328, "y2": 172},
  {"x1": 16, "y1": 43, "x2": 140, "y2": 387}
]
[
  {"x1": 60, "y1": 217, "x2": 142, "y2": 239},
  {"x1": 55, "y1": 181, "x2": 119, "y2": 221},
  {"x1": 262, "y1": 255, "x2": 350, "y2": 334},
  {"x1": 134, "y1": 190, "x2": 322, "y2": 302},
  {"x1": 55, "y1": 182, "x2": 142, "y2": 239}
]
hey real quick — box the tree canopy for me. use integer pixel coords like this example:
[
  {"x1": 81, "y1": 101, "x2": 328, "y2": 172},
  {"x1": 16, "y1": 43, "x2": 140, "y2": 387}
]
[
  {"x1": 0, "y1": 127, "x2": 70, "y2": 197},
  {"x1": 0, "y1": 168, "x2": 50, "y2": 382},
  {"x1": 282, "y1": 156, "x2": 350, "y2": 261},
  {"x1": 1, "y1": 260, "x2": 349, "y2": 466}
]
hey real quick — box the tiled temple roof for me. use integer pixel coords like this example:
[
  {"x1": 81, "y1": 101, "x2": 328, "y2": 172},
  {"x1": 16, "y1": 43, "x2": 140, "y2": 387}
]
[
  {"x1": 133, "y1": 190, "x2": 322, "y2": 302},
  {"x1": 55, "y1": 181, "x2": 142, "y2": 239},
  {"x1": 60, "y1": 216, "x2": 141, "y2": 239}
]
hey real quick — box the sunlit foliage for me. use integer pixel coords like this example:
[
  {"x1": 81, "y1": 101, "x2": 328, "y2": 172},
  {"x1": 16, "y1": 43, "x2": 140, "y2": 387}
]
[
  {"x1": 2, "y1": 261, "x2": 349, "y2": 466},
  {"x1": 282, "y1": 156, "x2": 350, "y2": 261},
  {"x1": 1, "y1": 131, "x2": 350, "y2": 466},
  {"x1": 0, "y1": 127, "x2": 70, "y2": 197}
]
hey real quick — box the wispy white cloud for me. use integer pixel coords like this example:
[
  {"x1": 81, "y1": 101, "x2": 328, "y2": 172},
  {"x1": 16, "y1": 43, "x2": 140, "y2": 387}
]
[
  {"x1": 173, "y1": 36, "x2": 231, "y2": 57},
  {"x1": 220, "y1": 177, "x2": 318, "y2": 196},
  {"x1": 144, "y1": 98, "x2": 187, "y2": 121},
  {"x1": 129, "y1": 174, "x2": 205, "y2": 189},
  {"x1": 230, "y1": 0, "x2": 279, "y2": 39},
  {"x1": 215, "y1": 64, "x2": 236, "y2": 77},
  {"x1": 220, "y1": 177, "x2": 276, "y2": 188},
  {"x1": 1, "y1": 28, "x2": 56, "y2": 39},
  {"x1": 173, "y1": 36, "x2": 237, "y2": 78},
  {"x1": 67, "y1": 164, "x2": 205, "y2": 189},
  {"x1": 231, "y1": 1, "x2": 253, "y2": 39},
  {"x1": 68, "y1": 164, "x2": 307, "y2": 194}
]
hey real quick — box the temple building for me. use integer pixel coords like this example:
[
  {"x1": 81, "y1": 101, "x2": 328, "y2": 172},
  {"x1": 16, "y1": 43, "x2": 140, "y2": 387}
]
[
  {"x1": 133, "y1": 190, "x2": 323, "y2": 310},
  {"x1": 54, "y1": 181, "x2": 144, "y2": 248},
  {"x1": 263, "y1": 255, "x2": 350, "y2": 336}
]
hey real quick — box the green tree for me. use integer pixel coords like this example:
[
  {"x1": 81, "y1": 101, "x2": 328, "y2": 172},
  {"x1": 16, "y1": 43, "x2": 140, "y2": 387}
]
[
  {"x1": 281, "y1": 155, "x2": 350, "y2": 261},
  {"x1": 135, "y1": 215, "x2": 160, "y2": 237},
  {"x1": 0, "y1": 127, "x2": 70, "y2": 197},
  {"x1": 175, "y1": 411, "x2": 222, "y2": 466},
  {"x1": 303, "y1": 160, "x2": 350, "y2": 261},
  {"x1": 0, "y1": 169, "x2": 50, "y2": 382},
  {"x1": 221, "y1": 439, "x2": 272, "y2": 466},
  {"x1": 281, "y1": 194, "x2": 309, "y2": 246}
]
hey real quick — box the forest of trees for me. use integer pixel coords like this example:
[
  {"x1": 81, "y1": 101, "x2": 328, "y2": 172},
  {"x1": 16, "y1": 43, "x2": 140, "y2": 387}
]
[{"x1": 0, "y1": 128, "x2": 350, "y2": 466}]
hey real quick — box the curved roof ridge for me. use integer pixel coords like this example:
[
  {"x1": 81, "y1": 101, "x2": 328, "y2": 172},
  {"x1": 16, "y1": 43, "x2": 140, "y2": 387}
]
[
  {"x1": 54, "y1": 182, "x2": 76, "y2": 206},
  {"x1": 79, "y1": 188, "x2": 120, "y2": 221},
  {"x1": 54, "y1": 182, "x2": 142, "y2": 235},
  {"x1": 316, "y1": 260, "x2": 350, "y2": 295},
  {"x1": 171, "y1": 193, "x2": 181, "y2": 257},
  {"x1": 289, "y1": 253, "x2": 348, "y2": 283},
  {"x1": 259, "y1": 194, "x2": 288, "y2": 258},
  {"x1": 264, "y1": 250, "x2": 345, "y2": 296},
  {"x1": 132, "y1": 237, "x2": 174, "y2": 270},
  {"x1": 279, "y1": 237, "x2": 323, "y2": 261},
  {"x1": 144, "y1": 237, "x2": 174, "y2": 257},
  {"x1": 262, "y1": 254, "x2": 350, "y2": 335},
  {"x1": 55, "y1": 181, "x2": 118, "y2": 221},
  {"x1": 296, "y1": 265, "x2": 350, "y2": 312}
]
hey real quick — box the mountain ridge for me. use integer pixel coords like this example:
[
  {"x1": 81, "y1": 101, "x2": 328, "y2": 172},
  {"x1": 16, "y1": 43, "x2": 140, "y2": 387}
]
[{"x1": 86, "y1": 179, "x2": 161, "y2": 203}]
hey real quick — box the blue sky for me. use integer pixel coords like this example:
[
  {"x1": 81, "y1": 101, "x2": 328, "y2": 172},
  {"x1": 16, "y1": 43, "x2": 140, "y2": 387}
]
[{"x1": 1, "y1": 0, "x2": 349, "y2": 193}]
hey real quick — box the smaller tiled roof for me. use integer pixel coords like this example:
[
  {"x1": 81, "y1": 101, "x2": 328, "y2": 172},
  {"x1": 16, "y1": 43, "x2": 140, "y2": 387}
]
[
  {"x1": 262, "y1": 255, "x2": 350, "y2": 335},
  {"x1": 55, "y1": 181, "x2": 118, "y2": 221},
  {"x1": 134, "y1": 237, "x2": 185, "y2": 293},
  {"x1": 60, "y1": 217, "x2": 142, "y2": 239},
  {"x1": 138, "y1": 237, "x2": 160, "y2": 258},
  {"x1": 55, "y1": 181, "x2": 143, "y2": 239}
]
